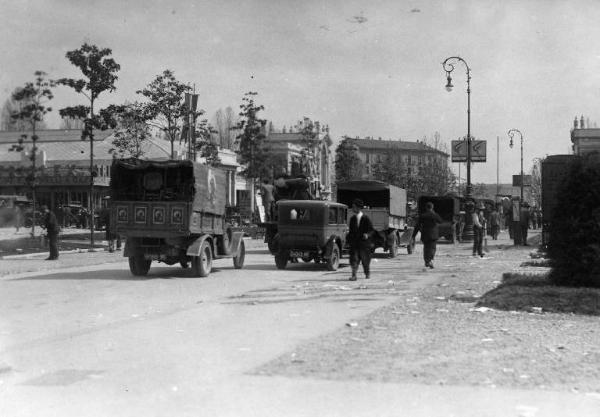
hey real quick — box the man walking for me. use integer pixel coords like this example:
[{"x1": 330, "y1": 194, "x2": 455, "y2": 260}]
[
  {"x1": 42, "y1": 205, "x2": 59, "y2": 260},
  {"x1": 520, "y1": 202, "x2": 531, "y2": 246},
  {"x1": 348, "y1": 198, "x2": 374, "y2": 281},
  {"x1": 412, "y1": 201, "x2": 443, "y2": 268},
  {"x1": 489, "y1": 206, "x2": 501, "y2": 240},
  {"x1": 472, "y1": 206, "x2": 485, "y2": 257}
]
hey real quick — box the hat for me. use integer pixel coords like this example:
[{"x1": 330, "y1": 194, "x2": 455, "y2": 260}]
[{"x1": 352, "y1": 198, "x2": 364, "y2": 208}]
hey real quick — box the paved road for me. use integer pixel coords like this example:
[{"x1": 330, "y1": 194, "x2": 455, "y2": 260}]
[{"x1": 1, "y1": 231, "x2": 598, "y2": 417}]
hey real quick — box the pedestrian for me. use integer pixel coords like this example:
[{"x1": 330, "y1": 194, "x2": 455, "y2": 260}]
[
  {"x1": 259, "y1": 179, "x2": 274, "y2": 221},
  {"x1": 520, "y1": 202, "x2": 531, "y2": 245},
  {"x1": 472, "y1": 205, "x2": 485, "y2": 257},
  {"x1": 412, "y1": 201, "x2": 443, "y2": 269},
  {"x1": 348, "y1": 198, "x2": 374, "y2": 281},
  {"x1": 42, "y1": 205, "x2": 59, "y2": 260},
  {"x1": 13, "y1": 204, "x2": 22, "y2": 233},
  {"x1": 489, "y1": 206, "x2": 501, "y2": 240}
]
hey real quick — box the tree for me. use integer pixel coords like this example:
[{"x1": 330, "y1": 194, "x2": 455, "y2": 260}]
[
  {"x1": 296, "y1": 117, "x2": 320, "y2": 177},
  {"x1": 335, "y1": 136, "x2": 364, "y2": 182},
  {"x1": 530, "y1": 157, "x2": 543, "y2": 208},
  {"x1": 1, "y1": 97, "x2": 24, "y2": 131},
  {"x1": 107, "y1": 102, "x2": 151, "y2": 158},
  {"x1": 56, "y1": 43, "x2": 120, "y2": 248},
  {"x1": 194, "y1": 118, "x2": 220, "y2": 166},
  {"x1": 372, "y1": 146, "x2": 406, "y2": 187},
  {"x1": 137, "y1": 70, "x2": 190, "y2": 159},
  {"x1": 10, "y1": 70, "x2": 55, "y2": 236},
  {"x1": 213, "y1": 106, "x2": 237, "y2": 150},
  {"x1": 235, "y1": 91, "x2": 270, "y2": 179}
]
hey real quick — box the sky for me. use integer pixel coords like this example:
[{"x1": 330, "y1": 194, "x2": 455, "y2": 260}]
[{"x1": 1, "y1": 0, "x2": 600, "y2": 184}]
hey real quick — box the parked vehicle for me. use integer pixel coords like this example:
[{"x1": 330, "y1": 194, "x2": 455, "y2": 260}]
[
  {"x1": 336, "y1": 180, "x2": 413, "y2": 256},
  {"x1": 259, "y1": 175, "x2": 320, "y2": 254},
  {"x1": 272, "y1": 200, "x2": 348, "y2": 271},
  {"x1": 110, "y1": 158, "x2": 245, "y2": 277},
  {"x1": 416, "y1": 195, "x2": 460, "y2": 242}
]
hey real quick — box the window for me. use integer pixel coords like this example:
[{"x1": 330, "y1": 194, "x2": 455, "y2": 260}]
[
  {"x1": 328, "y1": 207, "x2": 337, "y2": 224},
  {"x1": 338, "y1": 208, "x2": 346, "y2": 224}
]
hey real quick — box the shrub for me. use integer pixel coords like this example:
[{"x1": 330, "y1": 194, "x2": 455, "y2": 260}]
[{"x1": 547, "y1": 153, "x2": 600, "y2": 287}]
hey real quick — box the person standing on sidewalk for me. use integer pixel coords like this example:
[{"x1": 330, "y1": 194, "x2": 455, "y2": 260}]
[
  {"x1": 472, "y1": 206, "x2": 485, "y2": 257},
  {"x1": 489, "y1": 206, "x2": 500, "y2": 240},
  {"x1": 520, "y1": 202, "x2": 531, "y2": 246},
  {"x1": 348, "y1": 198, "x2": 374, "y2": 281},
  {"x1": 412, "y1": 201, "x2": 443, "y2": 269},
  {"x1": 42, "y1": 205, "x2": 59, "y2": 260}
]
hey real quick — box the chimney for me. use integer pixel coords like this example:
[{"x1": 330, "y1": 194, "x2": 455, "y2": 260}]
[
  {"x1": 574, "y1": 116, "x2": 579, "y2": 129},
  {"x1": 315, "y1": 121, "x2": 320, "y2": 133},
  {"x1": 580, "y1": 115, "x2": 585, "y2": 128}
]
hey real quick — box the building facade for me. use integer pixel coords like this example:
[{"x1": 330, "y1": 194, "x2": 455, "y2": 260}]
[
  {"x1": 571, "y1": 115, "x2": 600, "y2": 155},
  {"x1": 343, "y1": 137, "x2": 449, "y2": 179}
]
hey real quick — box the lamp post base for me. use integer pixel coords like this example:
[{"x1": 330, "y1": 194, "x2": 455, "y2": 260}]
[
  {"x1": 461, "y1": 198, "x2": 475, "y2": 242},
  {"x1": 461, "y1": 223, "x2": 474, "y2": 242}
]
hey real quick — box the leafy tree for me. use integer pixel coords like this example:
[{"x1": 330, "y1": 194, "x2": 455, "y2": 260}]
[
  {"x1": 335, "y1": 136, "x2": 364, "y2": 182},
  {"x1": 529, "y1": 157, "x2": 543, "y2": 208},
  {"x1": 235, "y1": 92, "x2": 270, "y2": 179},
  {"x1": 193, "y1": 118, "x2": 220, "y2": 166},
  {"x1": 10, "y1": 70, "x2": 55, "y2": 236},
  {"x1": 56, "y1": 43, "x2": 120, "y2": 247},
  {"x1": 137, "y1": 70, "x2": 190, "y2": 159},
  {"x1": 547, "y1": 154, "x2": 600, "y2": 287},
  {"x1": 372, "y1": 147, "x2": 406, "y2": 186},
  {"x1": 107, "y1": 102, "x2": 151, "y2": 158}
]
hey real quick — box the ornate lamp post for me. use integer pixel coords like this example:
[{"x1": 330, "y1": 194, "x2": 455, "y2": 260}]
[
  {"x1": 507, "y1": 128, "x2": 524, "y2": 201},
  {"x1": 443, "y1": 56, "x2": 474, "y2": 241}
]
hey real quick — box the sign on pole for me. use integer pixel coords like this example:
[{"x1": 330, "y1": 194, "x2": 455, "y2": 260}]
[{"x1": 451, "y1": 139, "x2": 487, "y2": 162}]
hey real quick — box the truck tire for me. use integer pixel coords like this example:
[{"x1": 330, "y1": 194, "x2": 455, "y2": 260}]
[
  {"x1": 389, "y1": 233, "x2": 398, "y2": 258},
  {"x1": 129, "y1": 255, "x2": 151, "y2": 276},
  {"x1": 326, "y1": 244, "x2": 340, "y2": 271},
  {"x1": 233, "y1": 240, "x2": 245, "y2": 269},
  {"x1": 192, "y1": 240, "x2": 212, "y2": 277},
  {"x1": 275, "y1": 250, "x2": 288, "y2": 269}
]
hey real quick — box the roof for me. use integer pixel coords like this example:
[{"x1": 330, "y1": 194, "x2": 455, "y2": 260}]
[
  {"x1": 347, "y1": 138, "x2": 448, "y2": 156},
  {"x1": 0, "y1": 129, "x2": 114, "y2": 144},
  {"x1": 0, "y1": 129, "x2": 171, "y2": 164},
  {"x1": 277, "y1": 199, "x2": 348, "y2": 209},
  {"x1": 337, "y1": 180, "x2": 395, "y2": 192}
]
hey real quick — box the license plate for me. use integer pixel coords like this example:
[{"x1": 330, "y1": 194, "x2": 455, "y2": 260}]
[{"x1": 290, "y1": 250, "x2": 308, "y2": 258}]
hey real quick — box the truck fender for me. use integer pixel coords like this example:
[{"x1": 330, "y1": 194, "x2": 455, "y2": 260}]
[
  {"x1": 186, "y1": 234, "x2": 213, "y2": 257},
  {"x1": 323, "y1": 235, "x2": 341, "y2": 258}
]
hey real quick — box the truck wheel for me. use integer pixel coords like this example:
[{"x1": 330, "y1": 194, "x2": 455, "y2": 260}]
[
  {"x1": 275, "y1": 250, "x2": 288, "y2": 269},
  {"x1": 129, "y1": 255, "x2": 151, "y2": 276},
  {"x1": 192, "y1": 240, "x2": 212, "y2": 277},
  {"x1": 389, "y1": 233, "x2": 398, "y2": 258},
  {"x1": 326, "y1": 244, "x2": 340, "y2": 271},
  {"x1": 233, "y1": 240, "x2": 245, "y2": 269}
]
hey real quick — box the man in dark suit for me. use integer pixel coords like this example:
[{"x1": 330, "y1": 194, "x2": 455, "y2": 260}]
[
  {"x1": 348, "y1": 198, "x2": 374, "y2": 281},
  {"x1": 42, "y1": 205, "x2": 59, "y2": 260},
  {"x1": 412, "y1": 201, "x2": 443, "y2": 268}
]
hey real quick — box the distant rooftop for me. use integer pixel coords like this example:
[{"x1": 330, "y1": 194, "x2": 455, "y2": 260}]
[{"x1": 346, "y1": 137, "x2": 448, "y2": 156}]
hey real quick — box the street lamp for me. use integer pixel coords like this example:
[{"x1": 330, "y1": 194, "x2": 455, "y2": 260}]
[
  {"x1": 507, "y1": 128, "x2": 524, "y2": 201},
  {"x1": 443, "y1": 56, "x2": 474, "y2": 241}
]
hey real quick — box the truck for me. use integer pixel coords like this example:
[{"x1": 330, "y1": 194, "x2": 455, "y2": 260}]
[
  {"x1": 336, "y1": 180, "x2": 413, "y2": 256},
  {"x1": 416, "y1": 195, "x2": 460, "y2": 242},
  {"x1": 110, "y1": 158, "x2": 246, "y2": 277}
]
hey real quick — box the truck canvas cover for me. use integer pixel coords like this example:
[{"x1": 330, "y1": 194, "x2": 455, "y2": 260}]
[
  {"x1": 110, "y1": 159, "x2": 227, "y2": 216},
  {"x1": 336, "y1": 180, "x2": 407, "y2": 217}
]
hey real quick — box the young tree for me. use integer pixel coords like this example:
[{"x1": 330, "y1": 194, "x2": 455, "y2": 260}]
[
  {"x1": 10, "y1": 70, "x2": 55, "y2": 236},
  {"x1": 335, "y1": 136, "x2": 364, "y2": 182},
  {"x1": 56, "y1": 43, "x2": 120, "y2": 248},
  {"x1": 107, "y1": 102, "x2": 151, "y2": 158},
  {"x1": 194, "y1": 118, "x2": 220, "y2": 166},
  {"x1": 137, "y1": 70, "x2": 190, "y2": 159},
  {"x1": 296, "y1": 117, "x2": 320, "y2": 177},
  {"x1": 235, "y1": 91, "x2": 270, "y2": 179}
]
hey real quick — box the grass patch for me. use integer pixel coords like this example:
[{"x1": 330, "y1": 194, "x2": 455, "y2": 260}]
[{"x1": 477, "y1": 272, "x2": 600, "y2": 315}]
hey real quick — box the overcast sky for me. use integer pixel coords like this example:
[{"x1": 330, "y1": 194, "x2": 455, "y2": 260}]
[{"x1": 2, "y1": 0, "x2": 599, "y2": 183}]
